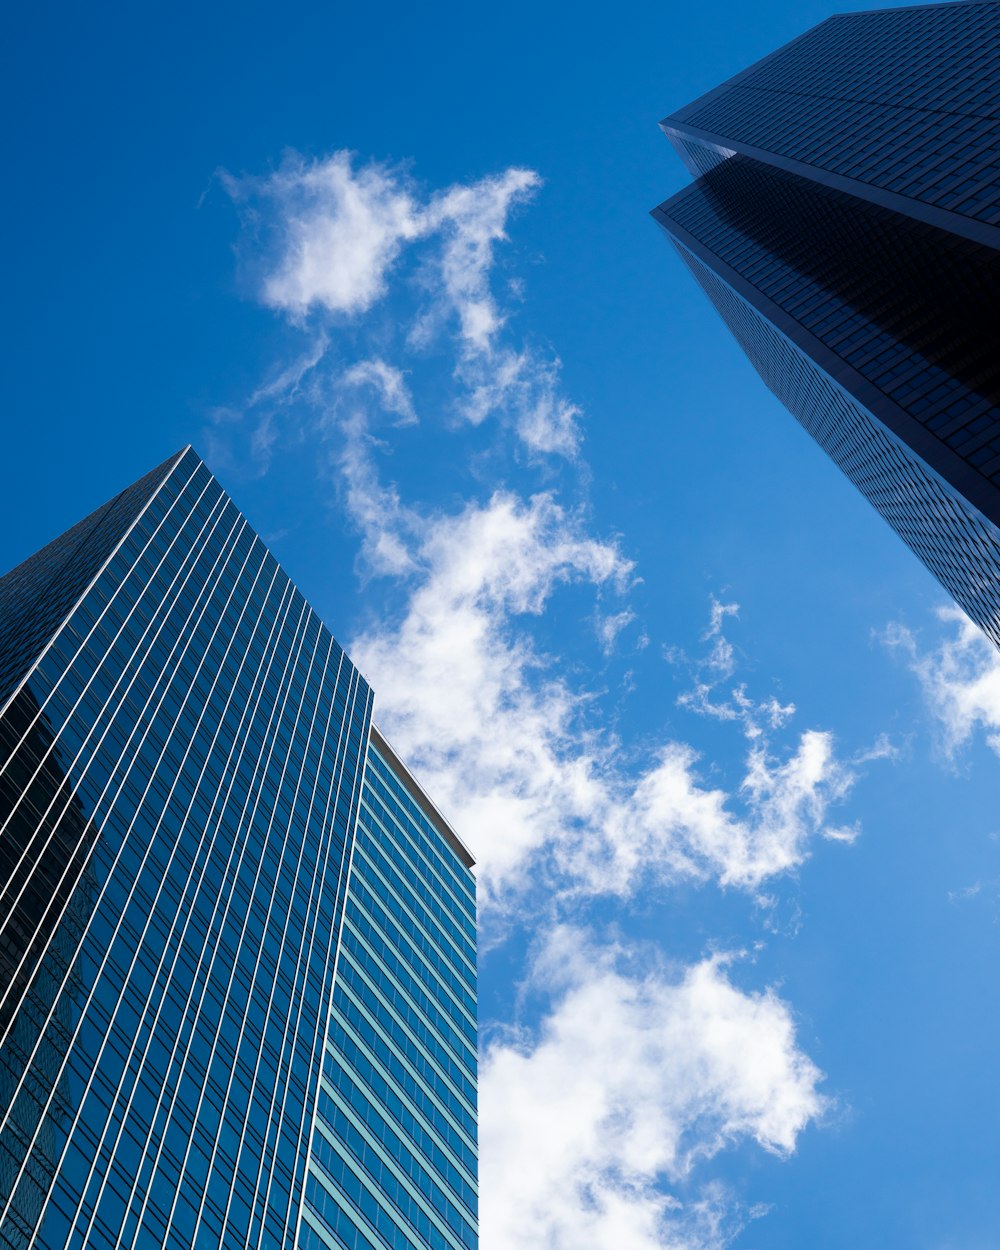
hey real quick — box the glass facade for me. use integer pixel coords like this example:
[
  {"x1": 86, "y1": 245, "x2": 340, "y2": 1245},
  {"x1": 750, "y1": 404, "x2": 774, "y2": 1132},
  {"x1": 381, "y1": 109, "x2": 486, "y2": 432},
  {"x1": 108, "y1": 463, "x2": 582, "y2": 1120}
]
[
  {"x1": 653, "y1": 1, "x2": 1000, "y2": 647},
  {"x1": 0, "y1": 448, "x2": 477, "y2": 1250},
  {"x1": 300, "y1": 731, "x2": 477, "y2": 1250},
  {"x1": 662, "y1": 1, "x2": 1000, "y2": 247},
  {"x1": 676, "y1": 243, "x2": 1000, "y2": 650}
]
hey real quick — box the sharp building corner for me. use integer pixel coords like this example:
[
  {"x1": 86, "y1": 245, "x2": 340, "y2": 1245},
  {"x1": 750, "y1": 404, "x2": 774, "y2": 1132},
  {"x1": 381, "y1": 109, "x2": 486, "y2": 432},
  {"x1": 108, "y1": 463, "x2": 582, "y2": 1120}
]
[
  {"x1": 0, "y1": 446, "x2": 477, "y2": 1250},
  {"x1": 653, "y1": 0, "x2": 1000, "y2": 647}
]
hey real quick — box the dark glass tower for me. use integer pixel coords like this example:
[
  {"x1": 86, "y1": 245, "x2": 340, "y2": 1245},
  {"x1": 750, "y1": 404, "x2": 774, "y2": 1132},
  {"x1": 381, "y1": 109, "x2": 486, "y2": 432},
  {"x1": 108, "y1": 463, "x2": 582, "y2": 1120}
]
[
  {"x1": 653, "y1": 1, "x2": 1000, "y2": 646},
  {"x1": 0, "y1": 448, "x2": 477, "y2": 1250}
]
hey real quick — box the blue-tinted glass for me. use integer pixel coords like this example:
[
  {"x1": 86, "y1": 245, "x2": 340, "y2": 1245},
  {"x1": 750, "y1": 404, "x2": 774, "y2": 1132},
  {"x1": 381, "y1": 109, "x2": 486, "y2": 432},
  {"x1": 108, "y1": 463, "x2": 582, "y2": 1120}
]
[
  {"x1": 654, "y1": 1, "x2": 1000, "y2": 649},
  {"x1": 301, "y1": 732, "x2": 478, "y2": 1250},
  {"x1": 677, "y1": 242, "x2": 1000, "y2": 649},
  {"x1": 664, "y1": 2, "x2": 1000, "y2": 241},
  {"x1": 0, "y1": 449, "x2": 375, "y2": 1249}
]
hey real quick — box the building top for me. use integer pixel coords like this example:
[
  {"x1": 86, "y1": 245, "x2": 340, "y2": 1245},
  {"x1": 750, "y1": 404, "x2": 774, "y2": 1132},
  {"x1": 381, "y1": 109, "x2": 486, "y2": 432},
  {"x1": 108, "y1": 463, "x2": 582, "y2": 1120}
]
[
  {"x1": 660, "y1": 0, "x2": 1000, "y2": 252},
  {"x1": 652, "y1": 1, "x2": 1000, "y2": 652},
  {"x1": 0, "y1": 441, "x2": 475, "y2": 873},
  {"x1": 0, "y1": 443, "x2": 376, "y2": 1249},
  {"x1": 369, "y1": 723, "x2": 476, "y2": 869},
  {"x1": 0, "y1": 448, "x2": 185, "y2": 718}
]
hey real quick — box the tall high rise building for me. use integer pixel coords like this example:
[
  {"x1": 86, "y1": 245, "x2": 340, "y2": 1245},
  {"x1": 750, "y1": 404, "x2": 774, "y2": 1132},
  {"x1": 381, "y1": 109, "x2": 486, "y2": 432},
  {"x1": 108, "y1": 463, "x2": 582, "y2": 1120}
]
[
  {"x1": 0, "y1": 447, "x2": 477, "y2": 1250},
  {"x1": 653, "y1": 1, "x2": 1000, "y2": 646}
]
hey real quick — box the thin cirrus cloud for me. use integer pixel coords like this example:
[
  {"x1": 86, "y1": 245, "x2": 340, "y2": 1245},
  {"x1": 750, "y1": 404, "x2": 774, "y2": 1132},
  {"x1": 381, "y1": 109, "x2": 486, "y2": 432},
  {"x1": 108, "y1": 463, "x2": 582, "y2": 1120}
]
[
  {"x1": 214, "y1": 147, "x2": 873, "y2": 1248},
  {"x1": 669, "y1": 597, "x2": 797, "y2": 740}
]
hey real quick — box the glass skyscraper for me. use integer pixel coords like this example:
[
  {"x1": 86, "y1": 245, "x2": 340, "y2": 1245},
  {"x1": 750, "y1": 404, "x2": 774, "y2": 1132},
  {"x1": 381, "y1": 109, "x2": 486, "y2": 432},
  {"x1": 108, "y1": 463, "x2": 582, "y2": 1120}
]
[
  {"x1": 653, "y1": 1, "x2": 1000, "y2": 646},
  {"x1": 0, "y1": 447, "x2": 477, "y2": 1250}
]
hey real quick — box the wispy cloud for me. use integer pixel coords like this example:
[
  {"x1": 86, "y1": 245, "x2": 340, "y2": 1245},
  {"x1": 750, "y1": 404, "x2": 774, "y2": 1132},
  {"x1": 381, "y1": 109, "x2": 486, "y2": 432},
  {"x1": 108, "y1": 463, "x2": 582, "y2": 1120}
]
[
  {"x1": 597, "y1": 607, "x2": 638, "y2": 655},
  {"x1": 222, "y1": 152, "x2": 575, "y2": 458},
  {"x1": 335, "y1": 361, "x2": 421, "y2": 576},
  {"x1": 457, "y1": 346, "x2": 583, "y2": 457},
  {"x1": 341, "y1": 357, "x2": 417, "y2": 425},
  {"x1": 670, "y1": 597, "x2": 796, "y2": 740},
  {"x1": 884, "y1": 606, "x2": 1000, "y2": 760},
  {"x1": 205, "y1": 333, "x2": 329, "y2": 475},
  {"x1": 348, "y1": 484, "x2": 862, "y2": 902},
  {"x1": 211, "y1": 151, "x2": 875, "y2": 907},
  {"x1": 480, "y1": 926, "x2": 826, "y2": 1250},
  {"x1": 413, "y1": 167, "x2": 541, "y2": 354},
  {"x1": 225, "y1": 152, "x2": 425, "y2": 319}
]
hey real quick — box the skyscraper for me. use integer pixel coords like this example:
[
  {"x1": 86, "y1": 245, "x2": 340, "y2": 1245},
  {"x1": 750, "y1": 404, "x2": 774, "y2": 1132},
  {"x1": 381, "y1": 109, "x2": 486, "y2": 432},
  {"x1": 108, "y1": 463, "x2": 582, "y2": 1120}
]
[
  {"x1": 653, "y1": 1, "x2": 1000, "y2": 646},
  {"x1": 0, "y1": 447, "x2": 477, "y2": 1250}
]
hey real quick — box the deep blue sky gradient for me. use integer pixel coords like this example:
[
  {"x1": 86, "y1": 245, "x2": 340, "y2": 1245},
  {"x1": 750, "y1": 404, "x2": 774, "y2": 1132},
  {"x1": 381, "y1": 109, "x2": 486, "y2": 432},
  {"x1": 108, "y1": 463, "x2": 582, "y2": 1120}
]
[{"x1": 4, "y1": 2, "x2": 1000, "y2": 1246}]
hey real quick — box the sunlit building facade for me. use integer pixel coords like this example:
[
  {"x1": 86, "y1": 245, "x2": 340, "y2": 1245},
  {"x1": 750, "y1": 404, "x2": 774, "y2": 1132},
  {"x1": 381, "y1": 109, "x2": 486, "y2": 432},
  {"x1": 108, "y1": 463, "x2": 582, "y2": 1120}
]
[
  {"x1": 301, "y1": 732, "x2": 477, "y2": 1250},
  {"x1": 0, "y1": 446, "x2": 477, "y2": 1250},
  {"x1": 653, "y1": 0, "x2": 1000, "y2": 645}
]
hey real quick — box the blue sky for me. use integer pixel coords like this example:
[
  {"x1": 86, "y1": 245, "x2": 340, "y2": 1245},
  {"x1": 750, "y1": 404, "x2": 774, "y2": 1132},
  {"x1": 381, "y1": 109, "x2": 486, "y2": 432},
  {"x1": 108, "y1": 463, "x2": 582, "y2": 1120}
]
[{"x1": 4, "y1": 1, "x2": 1000, "y2": 1246}]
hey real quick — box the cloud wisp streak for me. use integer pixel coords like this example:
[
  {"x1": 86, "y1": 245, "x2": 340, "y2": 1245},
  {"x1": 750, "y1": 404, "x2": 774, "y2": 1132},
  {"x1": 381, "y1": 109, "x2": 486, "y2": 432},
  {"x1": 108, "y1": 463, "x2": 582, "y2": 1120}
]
[
  {"x1": 885, "y1": 606, "x2": 1000, "y2": 760},
  {"x1": 223, "y1": 152, "x2": 580, "y2": 459}
]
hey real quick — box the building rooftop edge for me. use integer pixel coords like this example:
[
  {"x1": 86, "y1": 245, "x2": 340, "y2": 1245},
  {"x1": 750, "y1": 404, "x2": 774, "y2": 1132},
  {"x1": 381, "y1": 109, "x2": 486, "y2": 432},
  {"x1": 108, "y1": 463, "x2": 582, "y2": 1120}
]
[
  {"x1": 658, "y1": 12, "x2": 832, "y2": 129},
  {"x1": 172, "y1": 445, "x2": 470, "y2": 870},
  {"x1": 368, "y1": 724, "x2": 476, "y2": 871},
  {"x1": 658, "y1": 0, "x2": 996, "y2": 132}
]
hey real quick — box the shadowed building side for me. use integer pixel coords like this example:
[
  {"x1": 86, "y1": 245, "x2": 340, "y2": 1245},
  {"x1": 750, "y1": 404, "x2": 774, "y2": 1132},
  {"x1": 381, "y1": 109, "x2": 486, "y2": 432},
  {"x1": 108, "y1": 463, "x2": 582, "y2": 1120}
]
[
  {"x1": 662, "y1": 1, "x2": 1000, "y2": 250},
  {"x1": 0, "y1": 690, "x2": 97, "y2": 1250},
  {"x1": 654, "y1": 0, "x2": 1000, "y2": 648}
]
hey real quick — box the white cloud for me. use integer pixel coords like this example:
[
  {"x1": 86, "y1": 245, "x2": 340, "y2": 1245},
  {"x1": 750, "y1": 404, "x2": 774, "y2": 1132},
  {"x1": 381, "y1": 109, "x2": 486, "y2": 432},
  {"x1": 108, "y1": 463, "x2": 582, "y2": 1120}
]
[
  {"x1": 672, "y1": 599, "x2": 796, "y2": 740},
  {"x1": 341, "y1": 357, "x2": 417, "y2": 426},
  {"x1": 620, "y1": 730, "x2": 858, "y2": 890},
  {"x1": 480, "y1": 927, "x2": 826, "y2": 1250},
  {"x1": 350, "y1": 488, "x2": 633, "y2": 899},
  {"x1": 705, "y1": 598, "x2": 740, "y2": 675},
  {"x1": 223, "y1": 151, "x2": 584, "y2": 458},
  {"x1": 213, "y1": 144, "x2": 872, "y2": 1244},
  {"x1": 335, "y1": 362, "x2": 422, "y2": 577},
  {"x1": 245, "y1": 332, "x2": 330, "y2": 408},
  {"x1": 850, "y1": 732, "x2": 901, "y2": 766},
  {"x1": 218, "y1": 154, "x2": 870, "y2": 900},
  {"x1": 597, "y1": 608, "x2": 637, "y2": 654},
  {"x1": 227, "y1": 151, "x2": 539, "y2": 351},
  {"x1": 423, "y1": 168, "x2": 541, "y2": 354},
  {"x1": 349, "y1": 477, "x2": 860, "y2": 903},
  {"x1": 230, "y1": 152, "x2": 426, "y2": 319},
  {"x1": 459, "y1": 347, "x2": 582, "y2": 456},
  {"x1": 885, "y1": 606, "x2": 1000, "y2": 759}
]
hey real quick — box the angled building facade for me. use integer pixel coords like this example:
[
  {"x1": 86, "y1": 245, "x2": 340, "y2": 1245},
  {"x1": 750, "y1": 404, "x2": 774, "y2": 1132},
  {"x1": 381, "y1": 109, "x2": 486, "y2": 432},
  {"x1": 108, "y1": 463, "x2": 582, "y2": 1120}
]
[
  {"x1": 302, "y1": 731, "x2": 477, "y2": 1250},
  {"x1": 653, "y1": 1, "x2": 1000, "y2": 646},
  {"x1": 0, "y1": 447, "x2": 477, "y2": 1250}
]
